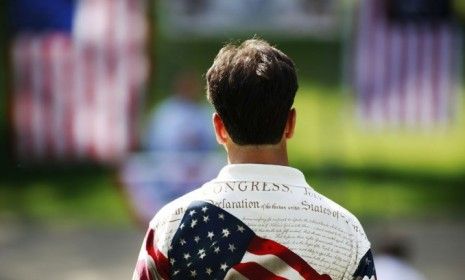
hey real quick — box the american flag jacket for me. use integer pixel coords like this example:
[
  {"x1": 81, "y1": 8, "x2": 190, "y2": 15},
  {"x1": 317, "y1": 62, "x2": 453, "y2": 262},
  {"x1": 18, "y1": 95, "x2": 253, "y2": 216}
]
[{"x1": 132, "y1": 164, "x2": 376, "y2": 280}]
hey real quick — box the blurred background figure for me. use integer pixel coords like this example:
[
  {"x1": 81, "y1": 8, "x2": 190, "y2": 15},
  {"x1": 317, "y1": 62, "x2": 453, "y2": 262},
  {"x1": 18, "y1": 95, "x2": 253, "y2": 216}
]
[
  {"x1": 143, "y1": 70, "x2": 216, "y2": 152},
  {"x1": 120, "y1": 70, "x2": 222, "y2": 224},
  {"x1": 375, "y1": 237, "x2": 426, "y2": 280},
  {"x1": 177, "y1": 0, "x2": 208, "y2": 16}
]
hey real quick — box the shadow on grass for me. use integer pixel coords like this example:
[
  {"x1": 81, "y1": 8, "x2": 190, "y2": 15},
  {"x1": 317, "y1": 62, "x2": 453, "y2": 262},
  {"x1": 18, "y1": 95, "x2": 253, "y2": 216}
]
[{"x1": 0, "y1": 140, "x2": 131, "y2": 225}]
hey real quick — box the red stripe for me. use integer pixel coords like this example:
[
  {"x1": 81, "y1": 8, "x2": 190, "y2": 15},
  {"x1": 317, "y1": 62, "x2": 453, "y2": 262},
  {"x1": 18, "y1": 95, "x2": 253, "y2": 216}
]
[
  {"x1": 61, "y1": 39, "x2": 75, "y2": 159},
  {"x1": 145, "y1": 229, "x2": 170, "y2": 280},
  {"x1": 247, "y1": 236, "x2": 331, "y2": 280},
  {"x1": 233, "y1": 262, "x2": 288, "y2": 280},
  {"x1": 107, "y1": 0, "x2": 117, "y2": 160},
  {"x1": 43, "y1": 36, "x2": 55, "y2": 159},
  {"x1": 49, "y1": 35, "x2": 66, "y2": 159},
  {"x1": 135, "y1": 259, "x2": 151, "y2": 280}
]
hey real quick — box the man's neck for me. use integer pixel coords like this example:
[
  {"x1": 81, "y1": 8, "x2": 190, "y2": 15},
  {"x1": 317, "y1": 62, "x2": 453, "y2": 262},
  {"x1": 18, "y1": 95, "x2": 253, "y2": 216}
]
[{"x1": 225, "y1": 141, "x2": 289, "y2": 166}]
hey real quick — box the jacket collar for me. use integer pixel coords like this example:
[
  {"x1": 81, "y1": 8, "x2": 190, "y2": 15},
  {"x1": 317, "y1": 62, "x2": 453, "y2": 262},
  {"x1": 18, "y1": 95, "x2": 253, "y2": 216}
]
[{"x1": 212, "y1": 163, "x2": 308, "y2": 187}]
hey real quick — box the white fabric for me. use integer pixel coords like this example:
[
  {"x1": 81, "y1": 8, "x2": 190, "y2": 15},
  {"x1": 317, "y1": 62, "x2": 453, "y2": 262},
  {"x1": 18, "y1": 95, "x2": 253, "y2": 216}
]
[{"x1": 137, "y1": 164, "x2": 372, "y2": 279}]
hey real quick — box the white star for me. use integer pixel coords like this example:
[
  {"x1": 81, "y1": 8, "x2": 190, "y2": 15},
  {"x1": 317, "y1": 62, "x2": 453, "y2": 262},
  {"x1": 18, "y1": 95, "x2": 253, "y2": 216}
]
[
  {"x1": 173, "y1": 270, "x2": 180, "y2": 276},
  {"x1": 170, "y1": 258, "x2": 176, "y2": 265},
  {"x1": 179, "y1": 239, "x2": 186, "y2": 246},
  {"x1": 218, "y1": 213, "x2": 225, "y2": 220},
  {"x1": 203, "y1": 215, "x2": 209, "y2": 223},
  {"x1": 189, "y1": 210, "x2": 196, "y2": 216},
  {"x1": 199, "y1": 253, "x2": 206, "y2": 259},
  {"x1": 228, "y1": 244, "x2": 236, "y2": 252},
  {"x1": 183, "y1": 253, "x2": 191, "y2": 260},
  {"x1": 191, "y1": 219, "x2": 198, "y2": 228},
  {"x1": 179, "y1": 223, "x2": 185, "y2": 230},
  {"x1": 207, "y1": 231, "x2": 214, "y2": 240},
  {"x1": 190, "y1": 270, "x2": 197, "y2": 277},
  {"x1": 220, "y1": 263, "x2": 228, "y2": 271},
  {"x1": 194, "y1": 236, "x2": 200, "y2": 243},
  {"x1": 201, "y1": 206, "x2": 208, "y2": 213},
  {"x1": 237, "y1": 225, "x2": 245, "y2": 233},
  {"x1": 206, "y1": 267, "x2": 213, "y2": 275},
  {"x1": 213, "y1": 246, "x2": 220, "y2": 254},
  {"x1": 198, "y1": 248, "x2": 206, "y2": 255},
  {"x1": 222, "y1": 228, "x2": 230, "y2": 238}
]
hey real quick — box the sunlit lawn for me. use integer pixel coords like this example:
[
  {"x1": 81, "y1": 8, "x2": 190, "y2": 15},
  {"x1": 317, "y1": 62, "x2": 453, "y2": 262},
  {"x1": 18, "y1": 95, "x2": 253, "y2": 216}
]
[
  {"x1": 290, "y1": 85, "x2": 465, "y2": 219},
  {"x1": 291, "y1": 85, "x2": 465, "y2": 175}
]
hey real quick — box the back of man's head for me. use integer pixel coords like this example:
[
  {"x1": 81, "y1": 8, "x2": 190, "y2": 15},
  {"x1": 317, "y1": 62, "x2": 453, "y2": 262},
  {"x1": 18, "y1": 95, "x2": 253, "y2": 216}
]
[{"x1": 206, "y1": 39, "x2": 298, "y2": 145}]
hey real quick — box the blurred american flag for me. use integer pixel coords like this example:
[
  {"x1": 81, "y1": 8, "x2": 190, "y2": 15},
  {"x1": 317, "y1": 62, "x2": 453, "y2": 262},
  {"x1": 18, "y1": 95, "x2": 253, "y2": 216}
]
[
  {"x1": 10, "y1": 0, "x2": 149, "y2": 162},
  {"x1": 353, "y1": 0, "x2": 463, "y2": 130}
]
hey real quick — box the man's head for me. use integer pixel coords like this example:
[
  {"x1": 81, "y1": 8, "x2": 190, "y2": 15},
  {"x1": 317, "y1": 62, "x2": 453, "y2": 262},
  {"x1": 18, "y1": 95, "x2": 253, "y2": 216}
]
[{"x1": 206, "y1": 39, "x2": 298, "y2": 146}]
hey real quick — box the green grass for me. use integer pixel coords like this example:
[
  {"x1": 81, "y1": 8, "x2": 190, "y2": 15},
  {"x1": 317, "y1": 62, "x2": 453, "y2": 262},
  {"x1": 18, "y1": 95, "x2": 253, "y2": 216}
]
[{"x1": 290, "y1": 86, "x2": 465, "y2": 175}]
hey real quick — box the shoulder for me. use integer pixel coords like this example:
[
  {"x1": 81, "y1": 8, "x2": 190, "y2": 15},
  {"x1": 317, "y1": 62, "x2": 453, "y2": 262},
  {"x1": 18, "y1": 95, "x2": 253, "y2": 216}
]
[
  {"x1": 321, "y1": 193, "x2": 367, "y2": 238},
  {"x1": 147, "y1": 184, "x2": 210, "y2": 232},
  {"x1": 143, "y1": 187, "x2": 206, "y2": 254},
  {"x1": 306, "y1": 189, "x2": 371, "y2": 251}
]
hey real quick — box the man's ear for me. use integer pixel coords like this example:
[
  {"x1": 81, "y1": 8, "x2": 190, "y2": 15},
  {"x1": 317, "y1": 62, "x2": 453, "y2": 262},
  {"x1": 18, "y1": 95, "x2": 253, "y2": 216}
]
[
  {"x1": 284, "y1": 108, "x2": 296, "y2": 139},
  {"x1": 213, "y1": 113, "x2": 229, "y2": 144}
]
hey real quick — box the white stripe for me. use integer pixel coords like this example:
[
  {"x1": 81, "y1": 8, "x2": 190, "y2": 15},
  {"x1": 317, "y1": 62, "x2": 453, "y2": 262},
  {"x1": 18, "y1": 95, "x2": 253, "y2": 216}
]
[
  {"x1": 371, "y1": 20, "x2": 386, "y2": 130},
  {"x1": 237, "y1": 251, "x2": 305, "y2": 280},
  {"x1": 438, "y1": 25, "x2": 451, "y2": 125},
  {"x1": 72, "y1": 42, "x2": 86, "y2": 158},
  {"x1": 224, "y1": 268, "x2": 249, "y2": 280},
  {"x1": 453, "y1": 27, "x2": 463, "y2": 125},
  {"x1": 388, "y1": 25, "x2": 402, "y2": 127},
  {"x1": 420, "y1": 27, "x2": 434, "y2": 129},
  {"x1": 405, "y1": 24, "x2": 418, "y2": 128},
  {"x1": 72, "y1": 0, "x2": 89, "y2": 159},
  {"x1": 94, "y1": 2, "x2": 110, "y2": 160},
  {"x1": 143, "y1": 252, "x2": 163, "y2": 280},
  {"x1": 31, "y1": 38, "x2": 45, "y2": 158},
  {"x1": 115, "y1": 0, "x2": 129, "y2": 158},
  {"x1": 51, "y1": 37, "x2": 66, "y2": 158},
  {"x1": 355, "y1": 0, "x2": 371, "y2": 127}
]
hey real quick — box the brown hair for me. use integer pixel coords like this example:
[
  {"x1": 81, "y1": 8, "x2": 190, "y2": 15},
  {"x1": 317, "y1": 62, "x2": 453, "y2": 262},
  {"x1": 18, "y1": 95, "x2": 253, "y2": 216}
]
[{"x1": 206, "y1": 39, "x2": 298, "y2": 145}]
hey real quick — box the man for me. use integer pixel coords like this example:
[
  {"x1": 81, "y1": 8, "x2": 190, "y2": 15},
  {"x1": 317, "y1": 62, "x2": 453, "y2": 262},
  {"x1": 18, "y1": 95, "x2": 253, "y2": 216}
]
[
  {"x1": 144, "y1": 70, "x2": 216, "y2": 152},
  {"x1": 132, "y1": 39, "x2": 376, "y2": 280}
]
